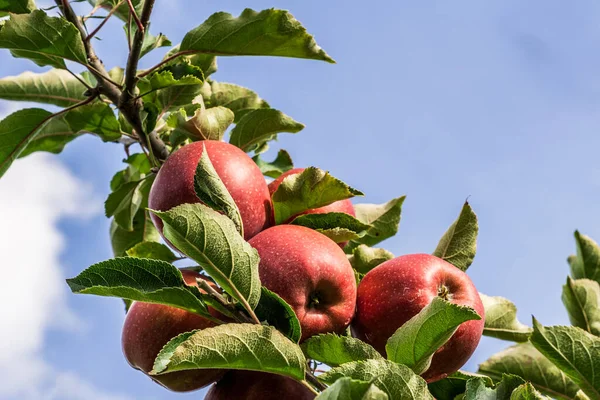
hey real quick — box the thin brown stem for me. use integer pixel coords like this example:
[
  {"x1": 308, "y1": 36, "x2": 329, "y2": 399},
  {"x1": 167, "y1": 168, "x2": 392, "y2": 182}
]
[
  {"x1": 66, "y1": 68, "x2": 92, "y2": 90},
  {"x1": 86, "y1": 0, "x2": 125, "y2": 42},
  {"x1": 306, "y1": 372, "x2": 327, "y2": 392},
  {"x1": 127, "y1": 12, "x2": 133, "y2": 51},
  {"x1": 196, "y1": 280, "x2": 254, "y2": 324},
  {"x1": 138, "y1": 50, "x2": 197, "y2": 78},
  {"x1": 122, "y1": 0, "x2": 154, "y2": 100},
  {"x1": 126, "y1": 0, "x2": 144, "y2": 33},
  {"x1": 83, "y1": 4, "x2": 101, "y2": 22}
]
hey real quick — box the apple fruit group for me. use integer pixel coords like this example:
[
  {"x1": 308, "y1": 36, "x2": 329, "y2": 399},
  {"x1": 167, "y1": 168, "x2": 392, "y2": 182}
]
[
  {"x1": 351, "y1": 253, "x2": 485, "y2": 383},
  {"x1": 268, "y1": 168, "x2": 356, "y2": 221},
  {"x1": 148, "y1": 140, "x2": 272, "y2": 244},
  {"x1": 248, "y1": 225, "x2": 357, "y2": 341},
  {"x1": 121, "y1": 270, "x2": 225, "y2": 392},
  {"x1": 205, "y1": 371, "x2": 315, "y2": 400}
]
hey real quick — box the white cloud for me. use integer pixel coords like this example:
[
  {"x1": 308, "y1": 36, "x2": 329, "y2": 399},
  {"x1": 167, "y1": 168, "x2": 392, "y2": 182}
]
[{"x1": 0, "y1": 153, "x2": 132, "y2": 400}]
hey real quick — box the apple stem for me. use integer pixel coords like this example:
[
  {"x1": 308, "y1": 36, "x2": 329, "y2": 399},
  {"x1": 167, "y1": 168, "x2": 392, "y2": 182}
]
[{"x1": 197, "y1": 279, "x2": 255, "y2": 324}]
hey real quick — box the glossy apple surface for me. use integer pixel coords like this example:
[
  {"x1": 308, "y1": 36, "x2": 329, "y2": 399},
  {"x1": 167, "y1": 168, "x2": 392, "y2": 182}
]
[{"x1": 351, "y1": 253, "x2": 485, "y2": 382}]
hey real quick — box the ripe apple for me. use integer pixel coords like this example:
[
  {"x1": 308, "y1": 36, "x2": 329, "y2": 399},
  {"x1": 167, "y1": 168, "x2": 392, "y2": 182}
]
[
  {"x1": 268, "y1": 168, "x2": 356, "y2": 221},
  {"x1": 121, "y1": 269, "x2": 225, "y2": 392},
  {"x1": 351, "y1": 253, "x2": 485, "y2": 383},
  {"x1": 248, "y1": 225, "x2": 357, "y2": 341},
  {"x1": 205, "y1": 371, "x2": 315, "y2": 400},
  {"x1": 148, "y1": 140, "x2": 272, "y2": 244}
]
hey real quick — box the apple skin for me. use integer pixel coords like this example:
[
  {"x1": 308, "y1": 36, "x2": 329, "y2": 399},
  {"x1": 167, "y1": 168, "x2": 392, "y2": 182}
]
[
  {"x1": 268, "y1": 168, "x2": 356, "y2": 221},
  {"x1": 121, "y1": 270, "x2": 225, "y2": 392},
  {"x1": 248, "y1": 225, "x2": 357, "y2": 341},
  {"x1": 205, "y1": 371, "x2": 315, "y2": 400},
  {"x1": 148, "y1": 140, "x2": 272, "y2": 244},
  {"x1": 351, "y1": 253, "x2": 485, "y2": 383}
]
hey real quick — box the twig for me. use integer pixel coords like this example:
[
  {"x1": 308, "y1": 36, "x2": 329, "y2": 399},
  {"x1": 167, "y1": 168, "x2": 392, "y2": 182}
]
[
  {"x1": 83, "y1": 4, "x2": 101, "y2": 22},
  {"x1": 66, "y1": 68, "x2": 92, "y2": 90},
  {"x1": 197, "y1": 280, "x2": 254, "y2": 324},
  {"x1": 138, "y1": 50, "x2": 197, "y2": 78},
  {"x1": 122, "y1": 0, "x2": 154, "y2": 100},
  {"x1": 86, "y1": 0, "x2": 126, "y2": 42},
  {"x1": 126, "y1": 12, "x2": 132, "y2": 51},
  {"x1": 85, "y1": 64, "x2": 122, "y2": 88},
  {"x1": 306, "y1": 372, "x2": 327, "y2": 391},
  {"x1": 126, "y1": 0, "x2": 144, "y2": 33}
]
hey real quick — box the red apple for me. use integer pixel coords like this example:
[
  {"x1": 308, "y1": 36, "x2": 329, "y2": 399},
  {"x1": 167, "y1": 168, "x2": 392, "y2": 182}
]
[
  {"x1": 122, "y1": 270, "x2": 225, "y2": 392},
  {"x1": 268, "y1": 168, "x2": 356, "y2": 221},
  {"x1": 149, "y1": 140, "x2": 272, "y2": 245},
  {"x1": 205, "y1": 371, "x2": 315, "y2": 400},
  {"x1": 248, "y1": 225, "x2": 357, "y2": 341},
  {"x1": 351, "y1": 253, "x2": 485, "y2": 383}
]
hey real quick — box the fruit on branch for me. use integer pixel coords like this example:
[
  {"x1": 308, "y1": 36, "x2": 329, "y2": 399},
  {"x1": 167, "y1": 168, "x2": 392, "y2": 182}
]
[
  {"x1": 351, "y1": 253, "x2": 485, "y2": 383},
  {"x1": 248, "y1": 225, "x2": 357, "y2": 341},
  {"x1": 121, "y1": 270, "x2": 225, "y2": 392},
  {"x1": 205, "y1": 370, "x2": 315, "y2": 400},
  {"x1": 268, "y1": 168, "x2": 356, "y2": 221},
  {"x1": 149, "y1": 140, "x2": 272, "y2": 244}
]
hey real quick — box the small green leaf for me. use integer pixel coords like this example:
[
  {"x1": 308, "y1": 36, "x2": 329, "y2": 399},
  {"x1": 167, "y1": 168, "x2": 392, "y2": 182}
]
[
  {"x1": 152, "y1": 323, "x2": 306, "y2": 380},
  {"x1": 0, "y1": 69, "x2": 88, "y2": 107},
  {"x1": 570, "y1": 231, "x2": 600, "y2": 285},
  {"x1": 463, "y1": 374, "x2": 526, "y2": 400},
  {"x1": 478, "y1": 342, "x2": 584, "y2": 400},
  {"x1": 110, "y1": 211, "x2": 160, "y2": 257},
  {"x1": 0, "y1": 108, "x2": 52, "y2": 177},
  {"x1": 172, "y1": 106, "x2": 234, "y2": 141},
  {"x1": 480, "y1": 293, "x2": 532, "y2": 342},
  {"x1": 510, "y1": 383, "x2": 553, "y2": 400},
  {"x1": 316, "y1": 378, "x2": 389, "y2": 400},
  {"x1": 348, "y1": 197, "x2": 405, "y2": 250},
  {"x1": 193, "y1": 145, "x2": 243, "y2": 235},
  {"x1": 200, "y1": 81, "x2": 270, "y2": 122},
  {"x1": 151, "y1": 203, "x2": 261, "y2": 310},
  {"x1": 126, "y1": 242, "x2": 178, "y2": 263},
  {"x1": 0, "y1": 10, "x2": 87, "y2": 68},
  {"x1": 432, "y1": 201, "x2": 478, "y2": 272},
  {"x1": 91, "y1": 0, "x2": 144, "y2": 22},
  {"x1": 348, "y1": 245, "x2": 394, "y2": 274},
  {"x1": 124, "y1": 23, "x2": 171, "y2": 59},
  {"x1": 319, "y1": 359, "x2": 434, "y2": 400},
  {"x1": 530, "y1": 318, "x2": 600, "y2": 400},
  {"x1": 385, "y1": 297, "x2": 481, "y2": 375},
  {"x1": 255, "y1": 287, "x2": 301, "y2": 343},
  {"x1": 562, "y1": 277, "x2": 600, "y2": 336},
  {"x1": 253, "y1": 149, "x2": 293, "y2": 178},
  {"x1": 302, "y1": 333, "x2": 383, "y2": 367},
  {"x1": 105, "y1": 177, "x2": 153, "y2": 231},
  {"x1": 110, "y1": 153, "x2": 152, "y2": 191},
  {"x1": 180, "y1": 8, "x2": 334, "y2": 62},
  {"x1": 290, "y1": 212, "x2": 371, "y2": 243},
  {"x1": 229, "y1": 108, "x2": 304, "y2": 153},
  {"x1": 66, "y1": 257, "x2": 210, "y2": 317},
  {"x1": 428, "y1": 371, "x2": 494, "y2": 400},
  {"x1": 144, "y1": 83, "x2": 203, "y2": 115},
  {"x1": 272, "y1": 167, "x2": 364, "y2": 224},
  {"x1": 0, "y1": 0, "x2": 35, "y2": 16},
  {"x1": 139, "y1": 63, "x2": 204, "y2": 95},
  {"x1": 162, "y1": 45, "x2": 217, "y2": 78}
]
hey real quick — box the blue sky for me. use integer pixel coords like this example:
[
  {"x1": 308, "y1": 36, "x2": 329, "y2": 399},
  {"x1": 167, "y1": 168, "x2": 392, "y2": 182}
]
[{"x1": 2, "y1": 1, "x2": 600, "y2": 398}]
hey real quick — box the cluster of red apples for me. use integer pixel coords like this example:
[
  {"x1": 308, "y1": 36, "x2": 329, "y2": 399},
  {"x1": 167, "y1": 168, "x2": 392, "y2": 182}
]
[{"x1": 121, "y1": 140, "x2": 485, "y2": 398}]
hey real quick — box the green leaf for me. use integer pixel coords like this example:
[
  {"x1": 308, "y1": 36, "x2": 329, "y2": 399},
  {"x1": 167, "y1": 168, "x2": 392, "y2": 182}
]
[
  {"x1": 126, "y1": 242, "x2": 178, "y2": 263},
  {"x1": 229, "y1": 108, "x2": 304, "y2": 153},
  {"x1": 301, "y1": 333, "x2": 383, "y2": 367},
  {"x1": 110, "y1": 153, "x2": 152, "y2": 191},
  {"x1": 91, "y1": 0, "x2": 144, "y2": 22},
  {"x1": 151, "y1": 323, "x2": 306, "y2": 380},
  {"x1": 348, "y1": 245, "x2": 395, "y2": 274},
  {"x1": 255, "y1": 287, "x2": 302, "y2": 343},
  {"x1": 151, "y1": 203, "x2": 261, "y2": 310},
  {"x1": 0, "y1": 10, "x2": 87, "y2": 68},
  {"x1": 272, "y1": 167, "x2": 364, "y2": 224},
  {"x1": 139, "y1": 63, "x2": 204, "y2": 95},
  {"x1": 169, "y1": 106, "x2": 234, "y2": 141},
  {"x1": 319, "y1": 359, "x2": 434, "y2": 400},
  {"x1": 180, "y1": 8, "x2": 334, "y2": 62},
  {"x1": 123, "y1": 23, "x2": 171, "y2": 59},
  {"x1": 510, "y1": 383, "x2": 553, "y2": 400},
  {"x1": 109, "y1": 211, "x2": 159, "y2": 257},
  {"x1": 432, "y1": 201, "x2": 478, "y2": 271},
  {"x1": 0, "y1": 0, "x2": 35, "y2": 16},
  {"x1": 193, "y1": 145, "x2": 243, "y2": 235},
  {"x1": 66, "y1": 257, "x2": 210, "y2": 317},
  {"x1": 162, "y1": 45, "x2": 218, "y2": 78},
  {"x1": 530, "y1": 318, "x2": 600, "y2": 400},
  {"x1": 478, "y1": 342, "x2": 585, "y2": 400},
  {"x1": 348, "y1": 197, "x2": 405, "y2": 250},
  {"x1": 0, "y1": 69, "x2": 88, "y2": 107},
  {"x1": 463, "y1": 375, "x2": 526, "y2": 400},
  {"x1": 144, "y1": 83, "x2": 204, "y2": 115},
  {"x1": 385, "y1": 297, "x2": 481, "y2": 375},
  {"x1": 0, "y1": 108, "x2": 52, "y2": 177},
  {"x1": 200, "y1": 81, "x2": 270, "y2": 122},
  {"x1": 570, "y1": 231, "x2": 600, "y2": 285},
  {"x1": 290, "y1": 212, "x2": 371, "y2": 243},
  {"x1": 63, "y1": 102, "x2": 122, "y2": 139},
  {"x1": 105, "y1": 177, "x2": 153, "y2": 231},
  {"x1": 316, "y1": 378, "x2": 389, "y2": 400},
  {"x1": 562, "y1": 277, "x2": 600, "y2": 336},
  {"x1": 253, "y1": 149, "x2": 293, "y2": 178},
  {"x1": 428, "y1": 371, "x2": 494, "y2": 400},
  {"x1": 480, "y1": 293, "x2": 532, "y2": 342},
  {"x1": 18, "y1": 116, "x2": 78, "y2": 158}
]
